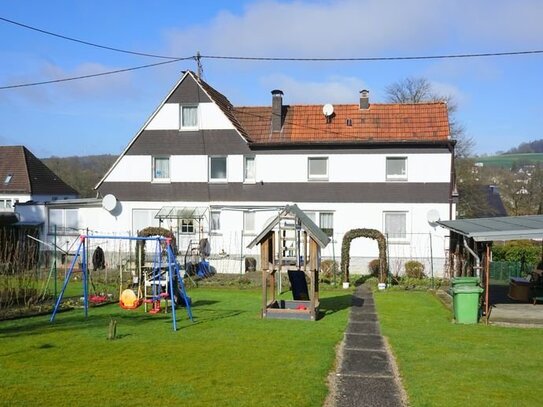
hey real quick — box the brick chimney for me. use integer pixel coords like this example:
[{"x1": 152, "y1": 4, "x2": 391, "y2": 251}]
[
  {"x1": 359, "y1": 89, "x2": 369, "y2": 110},
  {"x1": 271, "y1": 89, "x2": 283, "y2": 132}
]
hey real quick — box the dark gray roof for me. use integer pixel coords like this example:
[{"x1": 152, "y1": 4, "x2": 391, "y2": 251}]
[
  {"x1": 437, "y1": 215, "x2": 543, "y2": 242},
  {"x1": 247, "y1": 204, "x2": 330, "y2": 249}
]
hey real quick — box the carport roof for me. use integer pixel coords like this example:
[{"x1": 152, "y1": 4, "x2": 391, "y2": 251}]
[{"x1": 437, "y1": 215, "x2": 543, "y2": 242}]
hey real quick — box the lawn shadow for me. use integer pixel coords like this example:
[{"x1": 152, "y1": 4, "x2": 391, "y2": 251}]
[{"x1": 318, "y1": 294, "x2": 353, "y2": 319}]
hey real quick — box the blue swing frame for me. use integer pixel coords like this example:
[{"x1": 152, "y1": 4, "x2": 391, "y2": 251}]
[{"x1": 50, "y1": 234, "x2": 193, "y2": 331}]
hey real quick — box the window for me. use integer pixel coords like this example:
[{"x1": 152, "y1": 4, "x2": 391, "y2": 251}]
[
  {"x1": 209, "y1": 156, "x2": 227, "y2": 182},
  {"x1": 0, "y1": 198, "x2": 15, "y2": 210},
  {"x1": 308, "y1": 157, "x2": 328, "y2": 180},
  {"x1": 181, "y1": 219, "x2": 195, "y2": 234},
  {"x1": 384, "y1": 211, "x2": 407, "y2": 240},
  {"x1": 4, "y1": 174, "x2": 12, "y2": 184},
  {"x1": 153, "y1": 157, "x2": 170, "y2": 180},
  {"x1": 244, "y1": 156, "x2": 255, "y2": 183},
  {"x1": 181, "y1": 105, "x2": 198, "y2": 129},
  {"x1": 49, "y1": 208, "x2": 79, "y2": 234},
  {"x1": 386, "y1": 157, "x2": 407, "y2": 180},
  {"x1": 244, "y1": 211, "x2": 255, "y2": 234},
  {"x1": 319, "y1": 212, "x2": 334, "y2": 237},
  {"x1": 210, "y1": 210, "x2": 221, "y2": 232}
]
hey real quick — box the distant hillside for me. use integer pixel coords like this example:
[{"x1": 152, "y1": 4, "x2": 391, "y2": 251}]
[
  {"x1": 42, "y1": 155, "x2": 116, "y2": 198},
  {"x1": 506, "y1": 139, "x2": 543, "y2": 154},
  {"x1": 475, "y1": 153, "x2": 543, "y2": 170}
]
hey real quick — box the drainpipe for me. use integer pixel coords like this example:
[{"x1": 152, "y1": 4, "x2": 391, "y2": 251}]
[{"x1": 463, "y1": 236, "x2": 481, "y2": 277}]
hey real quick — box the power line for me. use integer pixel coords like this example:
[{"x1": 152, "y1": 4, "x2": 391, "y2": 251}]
[
  {"x1": 0, "y1": 58, "x2": 192, "y2": 90},
  {"x1": 2, "y1": 15, "x2": 543, "y2": 63},
  {"x1": 201, "y1": 50, "x2": 543, "y2": 61},
  {"x1": 0, "y1": 16, "x2": 179, "y2": 60}
]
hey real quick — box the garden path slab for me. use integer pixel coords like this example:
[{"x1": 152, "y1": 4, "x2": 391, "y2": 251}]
[{"x1": 334, "y1": 284, "x2": 406, "y2": 407}]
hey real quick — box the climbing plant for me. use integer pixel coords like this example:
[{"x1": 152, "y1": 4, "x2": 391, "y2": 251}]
[
  {"x1": 135, "y1": 227, "x2": 177, "y2": 267},
  {"x1": 341, "y1": 229, "x2": 387, "y2": 283}
]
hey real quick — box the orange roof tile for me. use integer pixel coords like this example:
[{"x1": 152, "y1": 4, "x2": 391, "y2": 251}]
[{"x1": 233, "y1": 102, "x2": 450, "y2": 144}]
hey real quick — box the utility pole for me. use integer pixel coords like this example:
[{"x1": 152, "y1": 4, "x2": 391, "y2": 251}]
[{"x1": 196, "y1": 51, "x2": 203, "y2": 79}]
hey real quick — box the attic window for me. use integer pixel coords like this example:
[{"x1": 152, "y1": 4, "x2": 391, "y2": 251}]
[
  {"x1": 4, "y1": 174, "x2": 12, "y2": 184},
  {"x1": 181, "y1": 105, "x2": 198, "y2": 129}
]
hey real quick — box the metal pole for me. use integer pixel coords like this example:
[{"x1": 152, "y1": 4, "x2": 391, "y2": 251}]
[
  {"x1": 240, "y1": 230, "x2": 244, "y2": 275},
  {"x1": 54, "y1": 225, "x2": 57, "y2": 298},
  {"x1": 485, "y1": 244, "x2": 490, "y2": 324},
  {"x1": 50, "y1": 238, "x2": 84, "y2": 322},
  {"x1": 82, "y1": 236, "x2": 88, "y2": 318},
  {"x1": 166, "y1": 241, "x2": 178, "y2": 331},
  {"x1": 429, "y1": 233, "x2": 434, "y2": 289}
]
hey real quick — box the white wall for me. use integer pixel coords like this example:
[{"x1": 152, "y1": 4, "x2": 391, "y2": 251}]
[
  {"x1": 145, "y1": 102, "x2": 235, "y2": 131},
  {"x1": 105, "y1": 153, "x2": 451, "y2": 184}
]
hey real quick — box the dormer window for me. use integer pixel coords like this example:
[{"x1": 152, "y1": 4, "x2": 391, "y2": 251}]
[
  {"x1": 4, "y1": 174, "x2": 12, "y2": 184},
  {"x1": 181, "y1": 105, "x2": 198, "y2": 129}
]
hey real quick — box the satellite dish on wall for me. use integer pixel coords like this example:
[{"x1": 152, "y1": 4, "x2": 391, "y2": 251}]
[
  {"x1": 102, "y1": 194, "x2": 117, "y2": 212},
  {"x1": 426, "y1": 209, "x2": 440, "y2": 224},
  {"x1": 322, "y1": 103, "x2": 334, "y2": 117}
]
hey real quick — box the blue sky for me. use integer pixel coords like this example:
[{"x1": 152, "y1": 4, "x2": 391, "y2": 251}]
[{"x1": 1, "y1": 0, "x2": 542, "y2": 158}]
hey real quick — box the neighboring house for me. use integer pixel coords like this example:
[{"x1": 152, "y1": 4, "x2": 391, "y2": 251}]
[
  {"x1": 0, "y1": 146, "x2": 78, "y2": 217},
  {"x1": 483, "y1": 185, "x2": 507, "y2": 217},
  {"x1": 20, "y1": 71, "x2": 456, "y2": 274}
]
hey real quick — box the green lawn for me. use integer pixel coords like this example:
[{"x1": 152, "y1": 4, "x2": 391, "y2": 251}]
[
  {"x1": 375, "y1": 291, "x2": 543, "y2": 407},
  {"x1": 476, "y1": 153, "x2": 543, "y2": 169},
  {"x1": 0, "y1": 287, "x2": 350, "y2": 407}
]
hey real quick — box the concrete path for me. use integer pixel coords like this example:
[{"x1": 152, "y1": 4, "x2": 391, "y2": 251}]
[{"x1": 334, "y1": 285, "x2": 406, "y2": 406}]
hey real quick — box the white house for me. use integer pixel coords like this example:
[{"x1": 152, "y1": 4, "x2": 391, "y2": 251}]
[{"x1": 19, "y1": 71, "x2": 456, "y2": 275}]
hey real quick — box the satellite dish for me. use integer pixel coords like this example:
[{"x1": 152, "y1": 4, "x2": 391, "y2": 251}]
[
  {"x1": 426, "y1": 209, "x2": 440, "y2": 224},
  {"x1": 322, "y1": 103, "x2": 334, "y2": 117},
  {"x1": 102, "y1": 194, "x2": 117, "y2": 212}
]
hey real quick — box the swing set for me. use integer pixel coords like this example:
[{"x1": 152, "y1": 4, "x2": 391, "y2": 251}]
[{"x1": 50, "y1": 234, "x2": 193, "y2": 331}]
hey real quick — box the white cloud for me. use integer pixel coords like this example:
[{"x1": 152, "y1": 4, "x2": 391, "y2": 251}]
[
  {"x1": 260, "y1": 73, "x2": 365, "y2": 104},
  {"x1": 165, "y1": 0, "x2": 449, "y2": 58}
]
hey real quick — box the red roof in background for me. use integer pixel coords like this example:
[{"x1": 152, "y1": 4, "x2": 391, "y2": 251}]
[
  {"x1": 233, "y1": 102, "x2": 450, "y2": 144},
  {"x1": 0, "y1": 146, "x2": 78, "y2": 195}
]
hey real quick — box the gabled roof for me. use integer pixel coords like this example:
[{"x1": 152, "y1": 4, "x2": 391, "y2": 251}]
[
  {"x1": 0, "y1": 146, "x2": 78, "y2": 196},
  {"x1": 437, "y1": 215, "x2": 543, "y2": 242},
  {"x1": 247, "y1": 204, "x2": 331, "y2": 249},
  {"x1": 95, "y1": 71, "x2": 251, "y2": 190},
  {"x1": 234, "y1": 102, "x2": 449, "y2": 145}
]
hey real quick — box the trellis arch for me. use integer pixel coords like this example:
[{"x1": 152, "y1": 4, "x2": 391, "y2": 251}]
[{"x1": 341, "y1": 229, "x2": 388, "y2": 283}]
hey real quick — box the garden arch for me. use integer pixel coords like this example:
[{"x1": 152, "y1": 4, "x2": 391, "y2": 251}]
[{"x1": 341, "y1": 229, "x2": 387, "y2": 283}]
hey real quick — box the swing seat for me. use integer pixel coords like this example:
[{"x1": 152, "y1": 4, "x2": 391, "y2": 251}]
[
  {"x1": 119, "y1": 289, "x2": 143, "y2": 309},
  {"x1": 89, "y1": 294, "x2": 108, "y2": 304}
]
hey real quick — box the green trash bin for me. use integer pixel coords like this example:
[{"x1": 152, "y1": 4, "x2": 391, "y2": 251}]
[
  {"x1": 452, "y1": 276, "x2": 480, "y2": 287},
  {"x1": 453, "y1": 285, "x2": 483, "y2": 324}
]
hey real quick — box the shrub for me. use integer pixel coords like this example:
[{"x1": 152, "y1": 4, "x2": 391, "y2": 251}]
[
  {"x1": 364, "y1": 277, "x2": 379, "y2": 290},
  {"x1": 368, "y1": 259, "x2": 380, "y2": 277},
  {"x1": 492, "y1": 240, "x2": 541, "y2": 264},
  {"x1": 320, "y1": 259, "x2": 339, "y2": 283},
  {"x1": 404, "y1": 260, "x2": 426, "y2": 279}
]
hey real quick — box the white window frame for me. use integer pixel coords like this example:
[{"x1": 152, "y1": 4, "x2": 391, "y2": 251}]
[
  {"x1": 209, "y1": 156, "x2": 228, "y2": 183},
  {"x1": 210, "y1": 210, "x2": 221, "y2": 233},
  {"x1": 180, "y1": 104, "x2": 198, "y2": 130},
  {"x1": 308, "y1": 157, "x2": 329, "y2": 181},
  {"x1": 383, "y1": 211, "x2": 408, "y2": 242},
  {"x1": 180, "y1": 219, "x2": 196, "y2": 234},
  {"x1": 319, "y1": 212, "x2": 334, "y2": 237},
  {"x1": 386, "y1": 157, "x2": 408, "y2": 181},
  {"x1": 244, "y1": 156, "x2": 256, "y2": 184},
  {"x1": 0, "y1": 198, "x2": 15, "y2": 210},
  {"x1": 243, "y1": 211, "x2": 256, "y2": 235},
  {"x1": 152, "y1": 156, "x2": 170, "y2": 182},
  {"x1": 48, "y1": 208, "x2": 79, "y2": 235}
]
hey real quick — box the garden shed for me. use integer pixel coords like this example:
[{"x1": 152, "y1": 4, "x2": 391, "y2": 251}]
[
  {"x1": 438, "y1": 214, "x2": 543, "y2": 321},
  {"x1": 247, "y1": 204, "x2": 330, "y2": 321}
]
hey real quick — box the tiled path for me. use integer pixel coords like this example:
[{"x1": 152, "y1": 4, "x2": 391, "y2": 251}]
[{"x1": 334, "y1": 285, "x2": 406, "y2": 406}]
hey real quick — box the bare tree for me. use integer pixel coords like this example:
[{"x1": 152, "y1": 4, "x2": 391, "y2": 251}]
[{"x1": 385, "y1": 77, "x2": 474, "y2": 157}]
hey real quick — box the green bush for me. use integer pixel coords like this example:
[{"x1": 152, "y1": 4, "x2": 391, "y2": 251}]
[
  {"x1": 404, "y1": 260, "x2": 426, "y2": 278},
  {"x1": 492, "y1": 240, "x2": 541, "y2": 264},
  {"x1": 364, "y1": 277, "x2": 379, "y2": 290},
  {"x1": 368, "y1": 259, "x2": 380, "y2": 277}
]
